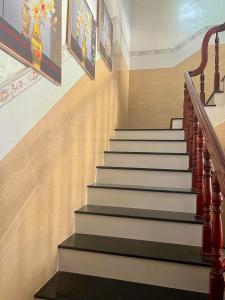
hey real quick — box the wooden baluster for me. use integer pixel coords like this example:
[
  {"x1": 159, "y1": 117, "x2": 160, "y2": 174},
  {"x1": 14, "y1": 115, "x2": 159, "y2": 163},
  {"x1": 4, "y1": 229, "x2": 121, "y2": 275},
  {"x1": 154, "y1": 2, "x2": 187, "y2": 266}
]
[
  {"x1": 192, "y1": 112, "x2": 198, "y2": 191},
  {"x1": 202, "y1": 145, "x2": 212, "y2": 256},
  {"x1": 188, "y1": 100, "x2": 193, "y2": 169},
  {"x1": 209, "y1": 172, "x2": 224, "y2": 300},
  {"x1": 196, "y1": 126, "x2": 204, "y2": 218},
  {"x1": 200, "y1": 72, "x2": 205, "y2": 104},
  {"x1": 214, "y1": 33, "x2": 220, "y2": 93},
  {"x1": 184, "y1": 83, "x2": 188, "y2": 140}
]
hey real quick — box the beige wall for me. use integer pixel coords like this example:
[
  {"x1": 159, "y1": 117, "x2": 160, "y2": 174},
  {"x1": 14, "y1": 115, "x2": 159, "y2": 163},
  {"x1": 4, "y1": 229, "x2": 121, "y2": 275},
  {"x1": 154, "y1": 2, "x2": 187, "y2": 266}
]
[
  {"x1": 0, "y1": 43, "x2": 129, "y2": 300},
  {"x1": 129, "y1": 45, "x2": 225, "y2": 128}
]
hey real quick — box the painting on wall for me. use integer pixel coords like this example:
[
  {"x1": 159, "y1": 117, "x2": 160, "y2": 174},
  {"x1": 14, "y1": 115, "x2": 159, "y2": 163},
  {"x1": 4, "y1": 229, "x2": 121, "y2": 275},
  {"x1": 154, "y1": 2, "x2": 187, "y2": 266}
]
[
  {"x1": 67, "y1": 0, "x2": 96, "y2": 80},
  {"x1": 97, "y1": 0, "x2": 113, "y2": 71},
  {"x1": 0, "y1": 0, "x2": 62, "y2": 85}
]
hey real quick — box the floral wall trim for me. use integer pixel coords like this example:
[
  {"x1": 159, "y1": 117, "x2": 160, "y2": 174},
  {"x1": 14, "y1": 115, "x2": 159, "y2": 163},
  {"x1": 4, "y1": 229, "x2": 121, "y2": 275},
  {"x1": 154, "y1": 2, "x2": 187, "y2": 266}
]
[
  {"x1": 130, "y1": 25, "x2": 213, "y2": 57},
  {"x1": 0, "y1": 45, "x2": 71, "y2": 109}
]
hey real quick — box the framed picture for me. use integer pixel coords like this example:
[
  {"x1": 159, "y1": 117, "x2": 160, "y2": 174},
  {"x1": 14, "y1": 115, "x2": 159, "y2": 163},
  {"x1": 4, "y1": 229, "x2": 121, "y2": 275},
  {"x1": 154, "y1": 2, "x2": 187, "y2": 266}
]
[
  {"x1": 97, "y1": 0, "x2": 113, "y2": 71},
  {"x1": 0, "y1": 0, "x2": 62, "y2": 85},
  {"x1": 67, "y1": 0, "x2": 96, "y2": 80}
]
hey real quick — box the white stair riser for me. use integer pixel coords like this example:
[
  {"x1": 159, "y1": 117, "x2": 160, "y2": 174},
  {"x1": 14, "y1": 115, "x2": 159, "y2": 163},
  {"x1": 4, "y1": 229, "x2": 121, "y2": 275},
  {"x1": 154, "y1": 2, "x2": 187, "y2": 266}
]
[
  {"x1": 214, "y1": 93, "x2": 225, "y2": 107},
  {"x1": 59, "y1": 249, "x2": 209, "y2": 293},
  {"x1": 96, "y1": 169, "x2": 192, "y2": 189},
  {"x1": 87, "y1": 188, "x2": 196, "y2": 213},
  {"x1": 110, "y1": 141, "x2": 187, "y2": 153},
  {"x1": 171, "y1": 119, "x2": 183, "y2": 129},
  {"x1": 114, "y1": 130, "x2": 184, "y2": 140},
  {"x1": 75, "y1": 214, "x2": 202, "y2": 246},
  {"x1": 104, "y1": 153, "x2": 189, "y2": 170}
]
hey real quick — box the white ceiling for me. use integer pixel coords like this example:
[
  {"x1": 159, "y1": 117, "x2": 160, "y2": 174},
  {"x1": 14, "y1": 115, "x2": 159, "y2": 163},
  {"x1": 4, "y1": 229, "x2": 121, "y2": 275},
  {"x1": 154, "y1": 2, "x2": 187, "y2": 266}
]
[{"x1": 130, "y1": 0, "x2": 225, "y2": 51}]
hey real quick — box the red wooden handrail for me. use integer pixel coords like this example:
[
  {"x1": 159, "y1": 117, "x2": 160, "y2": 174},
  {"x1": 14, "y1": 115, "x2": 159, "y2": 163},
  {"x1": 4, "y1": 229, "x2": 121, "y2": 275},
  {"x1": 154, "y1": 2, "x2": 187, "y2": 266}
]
[
  {"x1": 185, "y1": 73, "x2": 225, "y2": 193},
  {"x1": 184, "y1": 22, "x2": 225, "y2": 300},
  {"x1": 189, "y1": 22, "x2": 225, "y2": 77}
]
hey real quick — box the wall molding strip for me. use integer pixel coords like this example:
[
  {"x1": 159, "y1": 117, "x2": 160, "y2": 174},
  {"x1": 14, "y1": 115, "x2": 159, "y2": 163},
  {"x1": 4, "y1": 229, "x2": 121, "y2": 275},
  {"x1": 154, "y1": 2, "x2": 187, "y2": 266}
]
[{"x1": 130, "y1": 25, "x2": 213, "y2": 57}]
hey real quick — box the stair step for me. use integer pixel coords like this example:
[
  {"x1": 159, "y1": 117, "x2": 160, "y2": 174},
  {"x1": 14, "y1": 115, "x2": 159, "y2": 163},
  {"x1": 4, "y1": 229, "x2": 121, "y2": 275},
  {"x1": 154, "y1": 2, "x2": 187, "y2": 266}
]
[
  {"x1": 58, "y1": 235, "x2": 210, "y2": 293},
  {"x1": 75, "y1": 205, "x2": 202, "y2": 246},
  {"x1": 87, "y1": 183, "x2": 196, "y2": 213},
  {"x1": 114, "y1": 129, "x2": 184, "y2": 140},
  {"x1": 59, "y1": 234, "x2": 209, "y2": 267},
  {"x1": 35, "y1": 271, "x2": 208, "y2": 300},
  {"x1": 96, "y1": 166, "x2": 192, "y2": 189},
  {"x1": 87, "y1": 183, "x2": 196, "y2": 194},
  {"x1": 110, "y1": 139, "x2": 187, "y2": 153},
  {"x1": 76, "y1": 205, "x2": 201, "y2": 224},
  {"x1": 104, "y1": 151, "x2": 189, "y2": 169}
]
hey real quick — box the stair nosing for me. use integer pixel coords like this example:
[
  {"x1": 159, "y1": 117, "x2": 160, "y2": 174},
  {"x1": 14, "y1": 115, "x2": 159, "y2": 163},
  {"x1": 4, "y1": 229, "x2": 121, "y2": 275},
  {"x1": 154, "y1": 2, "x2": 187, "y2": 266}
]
[
  {"x1": 104, "y1": 151, "x2": 189, "y2": 156},
  {"x1": 97, "y1": 166, "x2": 191, "y2": 173},
  {"x1": 75, "y1": 205, "x2": 202, "y2": 224},
  {"x1": 59, "y1": 234, "x2": 210, "y2": 268},
  {"x1": 87, "y1": 183, "x2": 196, "y2": 194},
  {"x1": 115, "y1": 129, "x2": 184, "y2": 131},
  {"x1": 111, "y1": 139, "x2": 186, "y2": 142}
]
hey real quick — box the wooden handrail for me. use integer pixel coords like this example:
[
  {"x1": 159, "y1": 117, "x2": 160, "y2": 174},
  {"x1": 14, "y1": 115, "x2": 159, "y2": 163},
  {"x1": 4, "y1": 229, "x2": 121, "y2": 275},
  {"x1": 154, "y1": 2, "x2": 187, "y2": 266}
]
[
  {"x1": 189, "y1": 22, "x2": 225, "y2": 77},
  {"x1": 185, "y1": 72, "x2": 225, "y2": 195},
  {"x1": 184, "y1": 21, "x2": 225, "y2": 300}
]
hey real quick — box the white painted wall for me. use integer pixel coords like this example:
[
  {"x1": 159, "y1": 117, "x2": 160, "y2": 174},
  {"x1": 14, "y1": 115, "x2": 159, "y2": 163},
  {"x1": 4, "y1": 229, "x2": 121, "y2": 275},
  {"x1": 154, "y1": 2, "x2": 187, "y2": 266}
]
[
  {"x1": 0, "y1": 0, "x2": 130, "y2": 160},
  {"x1": 129, "y1": 0, "x2": 225, "y2": 69}
]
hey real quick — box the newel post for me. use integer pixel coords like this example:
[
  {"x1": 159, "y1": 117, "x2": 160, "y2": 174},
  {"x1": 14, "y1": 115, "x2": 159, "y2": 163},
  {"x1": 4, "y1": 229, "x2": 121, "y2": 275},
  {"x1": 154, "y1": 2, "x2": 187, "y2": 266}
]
[
  {"x1": 202, "y1": 145, "x2": 212, "y2": 256},
  {"x1": 209, "y1": 172, "x2": 224, "y2": 300},
  {"x1": 214, "y1": 33, "x2": 220, "y2": 93},
  {"x1": 196, "y1": 126, "x2": 204, "y2": 218}
]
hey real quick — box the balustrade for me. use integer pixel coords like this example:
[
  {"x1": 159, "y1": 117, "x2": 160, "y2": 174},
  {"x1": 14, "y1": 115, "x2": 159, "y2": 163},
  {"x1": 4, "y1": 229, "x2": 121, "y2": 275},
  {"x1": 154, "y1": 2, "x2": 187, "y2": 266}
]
[{"x1": 183, "y1": 21, "x2": 225, "y2": 300}]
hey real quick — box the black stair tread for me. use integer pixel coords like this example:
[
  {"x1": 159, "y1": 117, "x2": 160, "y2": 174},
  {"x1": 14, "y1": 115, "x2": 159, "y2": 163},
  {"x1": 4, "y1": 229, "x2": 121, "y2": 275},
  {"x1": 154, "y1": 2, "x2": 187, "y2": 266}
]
[
  {"x1": 75, "y1": 205, "x2": 202, "y2": 224},
  {"x1": 104, "y1": 151, "x2": 189, "y2": 156},
  {"x1": 97, "y1": 165, "x2": 191, "y2": 173},
  {"x1": 111, "y1": 138, "x2": 185, "y2": 142},
  {"x1": 59, "y1": 234, "x2": 210, "y2": 267},
  {"x1": 87, "y1": 183, "x2": 196, "y2": 194},
  {"x1": 115, "y1": 128, "x2": 184, "y2": 131},
  {"x1": 35, "y1": 271, "x2": 208, "y2": 300}
]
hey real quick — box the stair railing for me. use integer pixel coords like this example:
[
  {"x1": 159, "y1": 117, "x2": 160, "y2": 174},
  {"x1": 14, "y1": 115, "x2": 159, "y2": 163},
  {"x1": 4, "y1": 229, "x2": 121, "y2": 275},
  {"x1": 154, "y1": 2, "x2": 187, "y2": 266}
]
[{"x1": 184, "y1": 22, "x2": 225, "y2": 300}]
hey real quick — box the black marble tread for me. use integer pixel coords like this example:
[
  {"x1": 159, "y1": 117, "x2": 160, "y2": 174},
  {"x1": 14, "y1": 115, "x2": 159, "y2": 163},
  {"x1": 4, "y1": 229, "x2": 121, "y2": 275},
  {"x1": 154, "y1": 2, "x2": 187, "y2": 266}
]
[
  {"x1": 111, "y1": 138, "x2": 185, "y2": 142},
  {"x1": 115, "y1": 128, "x2": 183, "y2": 131},
  {"x1": 104, "y1": 151, "x2": 189, "y2": 156},
  {"x1": 87, "y1": 183, "x2": 196, "y2": 194},
  {"x1": 59, "y1": 234, "x2": 210, "y2": 267},
  {"x1": 115, "y1": 128, "x2": 184, "y2": 131},
  {"x1": 97, "y1": 165, "x2": 191, "y2": 173},
  {"x1": 35, "y1": 271, "x2": 208, "y2": 300},
  {"x1": 75, "y1": 205, "x2": 202, "y2": 224}
]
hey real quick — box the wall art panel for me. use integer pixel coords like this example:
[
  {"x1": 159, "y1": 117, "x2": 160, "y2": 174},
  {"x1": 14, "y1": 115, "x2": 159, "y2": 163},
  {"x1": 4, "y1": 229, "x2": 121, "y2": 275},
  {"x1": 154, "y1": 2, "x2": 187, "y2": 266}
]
[{"x1": 0, "y1": 0, "x2": 62, "y2": 85}]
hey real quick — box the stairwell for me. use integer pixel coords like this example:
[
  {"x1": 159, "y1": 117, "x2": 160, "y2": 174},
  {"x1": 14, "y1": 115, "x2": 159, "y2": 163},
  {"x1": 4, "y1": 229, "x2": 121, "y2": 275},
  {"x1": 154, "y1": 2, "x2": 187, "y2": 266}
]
[
  {"x1": 34, "y1": 23, "x2": 225, "y2": 300},
  {"x1": 35, "y1": 122, "x2": 210, "y2": 300}
]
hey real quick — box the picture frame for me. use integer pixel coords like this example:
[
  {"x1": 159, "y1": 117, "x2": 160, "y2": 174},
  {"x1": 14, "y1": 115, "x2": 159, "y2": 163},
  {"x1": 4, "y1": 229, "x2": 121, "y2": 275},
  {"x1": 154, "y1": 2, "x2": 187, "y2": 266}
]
[
  {"x1": 97, "y1": 0, "x2": 113, "y2": 71},
  {"x1": 0, "y1": 0, "x2": 62, "y2": 85},
  {"x1": 67, "y1": 0, "x2": 96, "y2": 80}
]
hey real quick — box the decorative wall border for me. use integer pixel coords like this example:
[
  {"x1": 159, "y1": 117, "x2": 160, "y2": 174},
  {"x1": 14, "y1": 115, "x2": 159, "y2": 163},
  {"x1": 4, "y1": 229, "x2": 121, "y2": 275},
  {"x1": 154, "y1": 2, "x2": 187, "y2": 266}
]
[
  {"x1": 0, "y1": 46, "x2": 72, "y2": 108},
  {"x1": 130, "y1": 25, "x2": 213, "y2": 57}
]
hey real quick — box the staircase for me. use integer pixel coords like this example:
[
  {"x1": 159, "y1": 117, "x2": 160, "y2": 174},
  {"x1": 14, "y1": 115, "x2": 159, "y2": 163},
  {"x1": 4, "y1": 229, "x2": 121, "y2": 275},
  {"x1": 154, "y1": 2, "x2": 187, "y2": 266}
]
[
  {"x1": 34, "y1": 23, "x2": 225, "y2": 300},
  {"x1": 35, "y1": 120, "x2": 211, "y2": 300}
]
